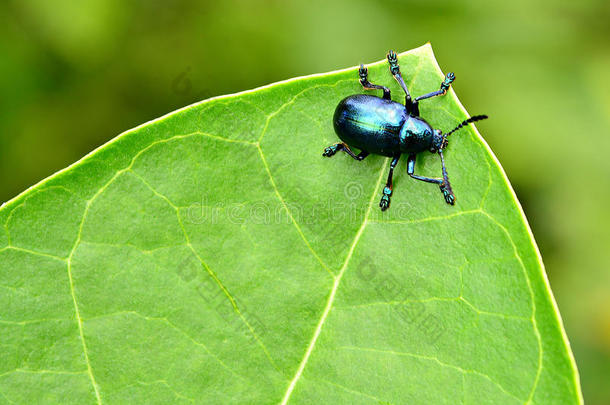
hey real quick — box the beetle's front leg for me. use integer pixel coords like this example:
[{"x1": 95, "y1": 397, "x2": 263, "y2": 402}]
[
  {"x1": 407, "y1": 153, "x2": 455, "y2": 205},
  {"x1": 414, "y1": 72, "x2": 456, "y2": 102},
  {"x1": 379, "y1": 155, "x2": 400, "y2": 211},
  {"x1": 386, "y1": 50, "x2": 412, "y2": 105},
  {"x1": 438, "y1": 149, "x2": 455, "y2": 205}
]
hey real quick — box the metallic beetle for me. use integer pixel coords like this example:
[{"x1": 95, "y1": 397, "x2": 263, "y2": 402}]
[{"x1": 323, "y1": 50, "x2": 487, "y2": 210}]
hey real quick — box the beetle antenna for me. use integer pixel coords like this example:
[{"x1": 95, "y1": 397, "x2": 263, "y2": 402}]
[{"x1": 445, "y1": 115, "x2": 488, "y2": 137}]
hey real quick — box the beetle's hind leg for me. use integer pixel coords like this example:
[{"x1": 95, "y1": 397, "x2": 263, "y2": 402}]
[
  {"x1": 379, "y1": 155, "x2": 401, "y2": 211},
  {"x1": 358, "y1": 64, "x2": 391, "y2": 100},
  {"x1": 407, "y1": 153, "x2": 455, "y2": 205},
  {"x1": 323, "y1": 142, "x2": 369, "y2": 161}
]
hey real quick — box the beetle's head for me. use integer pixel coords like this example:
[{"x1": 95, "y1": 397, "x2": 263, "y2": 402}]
[{"x1": 429, "y1": 129, "x2": 446, "y2": 153}]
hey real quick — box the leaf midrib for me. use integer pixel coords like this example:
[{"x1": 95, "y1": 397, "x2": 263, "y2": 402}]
[{"x1": 279, "y1": 158, "x2": 390, "y2": 404}]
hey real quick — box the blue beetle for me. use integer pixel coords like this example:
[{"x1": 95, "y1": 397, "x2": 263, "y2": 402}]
[{"x1": 323, "y1": 50, "x2": 487, "y2": 210}]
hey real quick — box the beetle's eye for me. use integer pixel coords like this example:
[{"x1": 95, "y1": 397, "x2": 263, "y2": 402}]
[{"x1": 425, "y1": 130, "x2": 431, "y2": 136}]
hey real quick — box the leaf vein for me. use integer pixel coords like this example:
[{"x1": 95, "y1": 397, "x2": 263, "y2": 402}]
[
  {"x1": 59, "y1": 133, "x2": 218, "y2": 404},
  {"x1": 85, "y1": 311, "x2": 251, "y2": 385},
  {"x1": 340, "y1": 345, "x2": 524, "y2": 403},
  {"x1": 0, "y1": 369, "x2": 88, "y2": 381},
  {"x1": 257, "y1": 79, "x2": 353, "y2": 143},
  {"x1": 0, "y1": 246, "x2": 67, "y2": 262},
  {"x1": 129, "y1": 170, "x2": 278, "y2": 371},
  {"x1": 257, "y1": 144, "x2": 334, "y2": 277},
  {"x1": 0, "y1": 318, "x2": 68, "y2": 326},
  {"x1": 279, "y1": 158, "x2": 389, "y2": 404},
  {"x1": 479, "y1": 211, "x2": 543, "y2": 402},
  {"x1": 134, "y1": 380, "x2": 195, "y2": 403},
  {"x1": 304, "y1": 376, "x2": 383, "y2": 403},
  {"x1": 335, "y1": 296, "x2": 531, "y2": 321},
  {"x1": 368, "y1": 209, "x2": 481, "y2": 225}
]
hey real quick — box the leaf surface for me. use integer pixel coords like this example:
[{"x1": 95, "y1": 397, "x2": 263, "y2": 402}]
[{"x1": 0, "y1": 44, "x2": 581, "y2": 404}]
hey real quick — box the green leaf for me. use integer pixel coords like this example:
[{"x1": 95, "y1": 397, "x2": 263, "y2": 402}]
[{"x1": 0, "y1": 44, "x2": 581, "y2": 404}]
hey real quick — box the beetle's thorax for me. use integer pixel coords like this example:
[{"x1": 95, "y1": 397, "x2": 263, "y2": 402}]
[{"x1": 398, "y1": 116, "x2": 434, "y2": 153}]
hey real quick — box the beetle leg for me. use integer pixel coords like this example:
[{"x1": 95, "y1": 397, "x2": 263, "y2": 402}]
[
  {"x1": 323, "y1": 142, "x2": 369, "y2": 161},
  {"x1": 387, "y1": 50, "x2": 416, "y2": 112},
  {"x1": 352, "y1": 150, "x2": 369, "y2": 161},
  {"x1": 407, "y1": 153, "x2": 455, "y2": 205},
  {"x1": 414, "y1": 72, "x2": 456, "y2": 102},
  {"x1": 438, "y1": 149, "x2": 455, "y2": 204},
  {"x1": 359, "y1": 64, "x2": 391, "y2": 100},
  {"x1": 379, "y1": 155, "x2": 401, "y2": 211}
]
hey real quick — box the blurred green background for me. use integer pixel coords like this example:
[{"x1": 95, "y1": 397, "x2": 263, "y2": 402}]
[{"x1": 1, "y1": 0, "x2": 608, "y2": 402}]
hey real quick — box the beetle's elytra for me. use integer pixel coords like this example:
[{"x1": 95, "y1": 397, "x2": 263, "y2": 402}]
[{"x1": 323, "y1": 50, "x2": 488, "y2": 211}]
